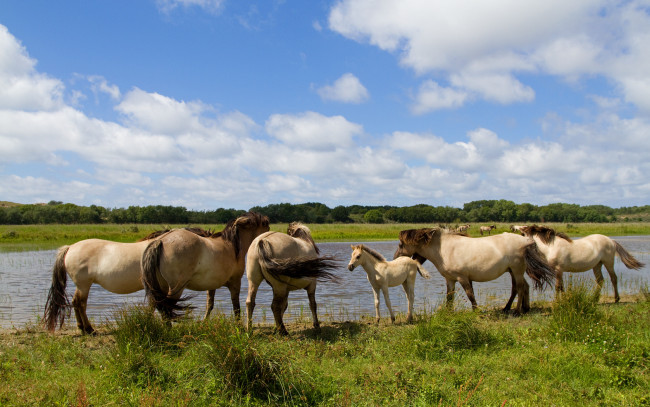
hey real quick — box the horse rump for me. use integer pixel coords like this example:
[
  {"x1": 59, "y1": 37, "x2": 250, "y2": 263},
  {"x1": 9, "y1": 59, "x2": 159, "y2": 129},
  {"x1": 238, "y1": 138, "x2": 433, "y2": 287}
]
[
  {"x1": 257, "y1": 240, "x2": 340, "y2": 284},
  {"x1": 141, "y1": 239, "x2": 194, "y2": 320},
  {"x1": 523, "y1": 242, "x2": 555, "y2": 290},
  {"x1": 43, "y1": 246, "x2": 71, "y2": 332}
]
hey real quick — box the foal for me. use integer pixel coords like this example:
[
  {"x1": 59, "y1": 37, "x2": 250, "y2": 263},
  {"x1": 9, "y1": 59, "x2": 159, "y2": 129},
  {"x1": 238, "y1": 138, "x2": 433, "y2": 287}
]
[{"x1": 347, "y1": 244, "x2": 430, "y2": 323}]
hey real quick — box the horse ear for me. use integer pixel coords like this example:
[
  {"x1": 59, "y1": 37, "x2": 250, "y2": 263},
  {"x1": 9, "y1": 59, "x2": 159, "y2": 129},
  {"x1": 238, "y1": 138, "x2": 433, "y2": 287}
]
[{"x1": 350, "y1": 244, "x2": 355, "y2": 249}]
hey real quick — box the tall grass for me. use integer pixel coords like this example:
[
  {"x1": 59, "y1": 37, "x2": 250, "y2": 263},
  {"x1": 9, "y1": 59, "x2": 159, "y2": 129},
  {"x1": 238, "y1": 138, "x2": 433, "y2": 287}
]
[{"x1": 109, "y1": 306, "x2": 324, "y2": 404}]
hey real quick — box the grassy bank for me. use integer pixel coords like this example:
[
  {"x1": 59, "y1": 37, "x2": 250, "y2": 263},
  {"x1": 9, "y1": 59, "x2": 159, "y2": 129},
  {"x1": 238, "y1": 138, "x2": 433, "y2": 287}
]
[
  {"x1": 2, "y1": 222, "x2": 650, "y2": 252},
  {"x1": 1, "y1": 287, "x2": 649, "y2": 406}
]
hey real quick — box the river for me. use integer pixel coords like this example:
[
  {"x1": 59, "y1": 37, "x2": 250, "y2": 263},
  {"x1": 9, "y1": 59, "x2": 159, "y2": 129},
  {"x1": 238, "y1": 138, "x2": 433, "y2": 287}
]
[{"x1": 1, "y1": 237, "x2": 648, "y2": 329}]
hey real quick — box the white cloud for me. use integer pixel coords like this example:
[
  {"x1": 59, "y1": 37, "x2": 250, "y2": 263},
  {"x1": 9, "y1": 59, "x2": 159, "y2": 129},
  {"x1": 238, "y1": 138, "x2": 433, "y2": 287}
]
[
  {"x1": 265, "y1": 111, "x2": 362, "y2": 151},
  {"x1": 411, "y1": 80, "x2": 468, "y2": 113},
  {"x1": 156, "y1": 0, "x2": 225, "y2": 14},
  {"x1": 0, "y1": 25, "x2": 64, "y2": 111},
  {"x1": 316, "y1": 73, "x2": 370, "y2": 104},
  {"x1": 115, "y1": 88, "x2": 207, "y2": 134},
  {"x1": 87, "y1": 75, "x2": 121, "y2": 100},
  {"x1": 329, "y1": 0, "x2": 650, "y2": 112}
]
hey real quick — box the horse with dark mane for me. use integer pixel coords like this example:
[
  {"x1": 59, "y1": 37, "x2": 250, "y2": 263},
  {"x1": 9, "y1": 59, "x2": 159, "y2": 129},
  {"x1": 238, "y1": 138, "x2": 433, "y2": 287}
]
[
  {"x1": 43, "y1": 224, "x2": 241, "y2": 334},
  {"x1": 394, "y1": 227, "x2": 555, "y2": 314},
  {"x1": 245, "y1": 222, "x2": 339, "y2": 335},
  {"x1": 520, "y1": 225, "x2": 645, "y2": 302},
  {"x1": 140, "y1": 212, "x2": 270, "y2": 320}
]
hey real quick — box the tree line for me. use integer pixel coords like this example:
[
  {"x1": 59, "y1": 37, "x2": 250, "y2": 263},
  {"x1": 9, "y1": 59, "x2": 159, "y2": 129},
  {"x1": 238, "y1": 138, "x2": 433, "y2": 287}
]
[{"x1": 0, "y1": 200, "x2": 647, "y2": 225}]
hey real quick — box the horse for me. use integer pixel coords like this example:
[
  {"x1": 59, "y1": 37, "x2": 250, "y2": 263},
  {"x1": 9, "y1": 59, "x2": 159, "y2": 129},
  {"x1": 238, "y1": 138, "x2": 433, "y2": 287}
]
[
  {"x1": 479, "y1": 225, "x2": 496, "y2": 235},
  {"x1": 140, "y1": 212, "x2": 270, "y2": 320},
  {"x1": 347, "y1": 244, "x2": 430, "y2": 324},
  {"x1": 245, "y1": 222, "x2": 339, "y2": 335},
  {"x1": 394, "y1": 228, "x2": 555, "y2": 314},
  {"x1": 510, "y1": 225, "x2": 526, "y2": 233},
  {"x1": 44, "y1": 237, "x2": 153, "y2": 334},
  {"x1": 520, "y1": 225, "x2": 645, "y2": 302},
  {"x1": 43, "y1": 218, "x2": 267, "y2": 334},
  {"x1": 456, "y1": 224, "x2": 471, "y2": 233}
]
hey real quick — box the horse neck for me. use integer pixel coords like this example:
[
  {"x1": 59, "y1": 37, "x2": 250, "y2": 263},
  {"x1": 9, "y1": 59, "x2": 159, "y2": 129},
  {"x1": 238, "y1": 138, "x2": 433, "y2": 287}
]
[
  {"x1": 235, "y1": 229, "x2": 259, "y2": 260},
  {"x1": 359, "y1": 252, "x2": 384, "y2": 275}
]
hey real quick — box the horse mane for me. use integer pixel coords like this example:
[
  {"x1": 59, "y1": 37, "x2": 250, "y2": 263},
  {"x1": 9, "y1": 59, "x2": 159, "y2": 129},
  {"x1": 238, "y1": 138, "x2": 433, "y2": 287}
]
[
  {"x1": 137, "y1": 212, "x2": 270, "y2": 259},
  {"x1": 287, "y1": 222, "x2": 320, "y2": 254},
  {"x1": 399, "y1": 228, "x2": 440, "y2": 245},
  {"x1": 359, "y1": 244, "x2": 386, "y2": 262},
  {"x1": 521, "y1": 225, "x2": 572, "y2": 244},
  {"x1": 137, "y1": 227, "x2": 218, "y2": 242}
]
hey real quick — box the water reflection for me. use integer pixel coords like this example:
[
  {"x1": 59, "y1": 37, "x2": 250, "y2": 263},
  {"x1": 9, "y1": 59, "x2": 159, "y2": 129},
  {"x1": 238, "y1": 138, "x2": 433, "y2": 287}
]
[{"x1": 0, "y1": 237, "x2": 648, "y2": 328}]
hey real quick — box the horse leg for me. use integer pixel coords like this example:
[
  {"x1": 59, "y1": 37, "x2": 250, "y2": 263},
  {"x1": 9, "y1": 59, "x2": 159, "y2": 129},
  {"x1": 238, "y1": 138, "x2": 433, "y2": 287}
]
[
  {"x1": 245, "y1": 265, "x2": 264, "y2": 332},
  {"x1": 381, "y1": 284, "x2": 395, "y2": 323},
  {"x1": 503, "y1": 271, "x2": 517, "y2": 313},
  {"x1": 592, "y1": 263, "x2": 605, "y2": 301},
  {"x1": 511, "y1": 272, "x2": 526, "y2": 315},
  {"x1": 458, "y1": 278, "x2": 478, "y2": 310},
  {"x1": 372, "y1": 285, "x2": 382, "y2": 323},
  {"x1": 445, "y1": 278, "x2": 456, "y2": 310},
  {"x1": 72, "y1": 288, "x2": 94, "y2": 335},
  {"x1": 522, "y1": 279, "x2": 530, "y2": 313},
  {"x1": 271, "y1": 286, "x2": 289, "y2": 336},
  {"x1": 227, "y1": 278, "x2": 242, "y2": 319},
  {"x1": 204, "y1": 289, "x2": 215, "y2": 320},
  {"x1": 402, "y1": 278, "x2": 415, "y2": 323},
  {"x1": 306, "y1": 281, "x2": 320, "y2": 331},
  {"x1": 555, "y1": 270, "x2": 564, "y2": 299},
  {"x1": 602, "y1": 260, "x2": 620, "y2": 303}
]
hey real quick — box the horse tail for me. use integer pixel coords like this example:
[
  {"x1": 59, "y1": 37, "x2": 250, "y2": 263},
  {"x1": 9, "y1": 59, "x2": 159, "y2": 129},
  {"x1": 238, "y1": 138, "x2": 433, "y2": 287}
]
[
  {"x1": 416, "y1": 263, "x2": 430, "y2": 279},
  {"x1": 43, "y1": 246, "x2": 71, "y2": 332},
  {"x1": 523, "y1": 242, "x2": 555, "y2": 291},
  {"x1": 257, "y1": 239, "x2": 340, "y2": 283},
  {"x1": 614, "y1": 241, "x2": 645, "y2": 270},
  {"x1": 141, "y1": 239, "x2": 190, "y2": 319}
]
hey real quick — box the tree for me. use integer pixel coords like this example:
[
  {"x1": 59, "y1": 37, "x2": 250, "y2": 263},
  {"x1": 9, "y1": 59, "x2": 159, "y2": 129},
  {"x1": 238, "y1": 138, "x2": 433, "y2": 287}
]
[{"x1": 364, "y1": 209, "x2": 384, "y2": 223}]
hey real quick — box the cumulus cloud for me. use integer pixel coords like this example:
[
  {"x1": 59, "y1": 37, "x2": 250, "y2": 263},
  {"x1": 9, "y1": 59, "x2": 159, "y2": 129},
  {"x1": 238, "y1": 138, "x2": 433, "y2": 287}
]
[
  {"x1": 265, "y1": 111, "x2": 363, "y2": 151},
  {"x1": 329, "y1": 0, "x2": 650, "y2": 112},
  {"x1": 0, "y1": 25, "x2": 64, "y2": 111},
  {"x1": 316, "y1": 73, "x2": 370, "y2": 104}
]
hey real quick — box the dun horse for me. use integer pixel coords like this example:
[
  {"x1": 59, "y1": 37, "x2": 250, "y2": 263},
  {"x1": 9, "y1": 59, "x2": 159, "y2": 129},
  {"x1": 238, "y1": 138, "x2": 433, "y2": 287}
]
[
  {"x1": 44, "y1": 237, "x2": 153, "y2": 334},
  {"x1": 456, "y1": 224, "x2": 471, "y2": 233},
  {"x1": 394, "y1": 228, "x2": 555, "y2": 314},
  {"x1": 480, "y1": 225, "x2": 496, "y2": 235},
  {"x1": 245, "y1": 222, "x2": 339, "y2": 335},
  {"x1": 520, "y1": 225, "x2": 645, "y2": 302},
  {"x1": 141, "y1": 212, "x2": 270, "y2": 319},
  {"x1": 347, "y1": 244, "x2": 430, "y2": 323}
]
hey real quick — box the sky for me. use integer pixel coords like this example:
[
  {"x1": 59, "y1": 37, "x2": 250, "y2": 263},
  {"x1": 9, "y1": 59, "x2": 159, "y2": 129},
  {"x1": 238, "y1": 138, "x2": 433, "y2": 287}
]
[{"x1": 1, "y1": 0, "x2": 649, "y2": 210}]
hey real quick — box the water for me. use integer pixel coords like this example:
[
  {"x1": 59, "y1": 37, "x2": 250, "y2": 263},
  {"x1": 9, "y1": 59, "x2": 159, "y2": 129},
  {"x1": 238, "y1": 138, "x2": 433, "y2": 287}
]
[{"x1": 1, "y1": 237, "x2": 649, "y2": 329}]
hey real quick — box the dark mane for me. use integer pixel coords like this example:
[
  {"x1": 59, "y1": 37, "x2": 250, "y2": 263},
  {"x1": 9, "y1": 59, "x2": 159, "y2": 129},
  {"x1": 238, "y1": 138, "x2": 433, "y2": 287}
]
[
  {"x1": 398, "y1": 228, "x2": 441, "y2": 245},
  {"x1": 138, "y1": 227, "x2": 218, "y2": 242},
  {"x1": 521, "y1": 225, "x2": 572, "y2": 244},
  {"x1": 287, "y1": 222, "x2": 320, "y2": 254},
  {"x1": 138, "y1": 212, "x2": 270, "y2": 259},
  {"x1": 360, "y1": 244, "x2": 386, "y2": 262}
]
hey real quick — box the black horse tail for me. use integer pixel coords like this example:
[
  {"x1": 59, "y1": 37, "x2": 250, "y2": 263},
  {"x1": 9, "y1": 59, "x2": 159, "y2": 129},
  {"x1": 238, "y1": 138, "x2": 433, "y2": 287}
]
[
  {"x1": 43, "y1": 246, "x2": 71, "y2": 332},
  {"x1": 257, "y1": 239, "x2": 340, "y2": 284},
  {"x1": 141, "y1": 239, "x2": 191, "y2": 320},
  {"x1": 523, "y1": 242, "x2": 555, "y2": 291},
  {"x1": 614, "y1": 241, "x2": 645, "y2": 270}
]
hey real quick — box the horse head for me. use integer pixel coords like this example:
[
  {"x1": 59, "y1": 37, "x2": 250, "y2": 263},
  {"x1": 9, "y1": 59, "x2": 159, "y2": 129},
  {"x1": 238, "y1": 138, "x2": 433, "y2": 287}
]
[{"x1": 287, "y1": 222, "x2": 320, "y2": 254}]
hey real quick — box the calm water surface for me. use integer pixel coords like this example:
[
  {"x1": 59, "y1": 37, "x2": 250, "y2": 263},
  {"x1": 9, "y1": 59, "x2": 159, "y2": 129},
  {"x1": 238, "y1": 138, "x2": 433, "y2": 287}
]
[{"x1": 1, "y1": 237, "x2": 649, "y2": 328}]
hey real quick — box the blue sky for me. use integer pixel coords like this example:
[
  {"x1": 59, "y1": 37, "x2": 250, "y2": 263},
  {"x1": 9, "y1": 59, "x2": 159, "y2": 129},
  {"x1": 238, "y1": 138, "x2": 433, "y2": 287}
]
[{"x1": 1, "y1": 0, "x2": 649, "y2": 210}]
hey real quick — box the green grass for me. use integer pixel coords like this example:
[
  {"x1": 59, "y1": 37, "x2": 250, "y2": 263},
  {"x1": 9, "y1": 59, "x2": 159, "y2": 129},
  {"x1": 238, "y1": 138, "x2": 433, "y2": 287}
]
[
  {"x1": 2, "y1": 222, "x2": 650, "y2": 252},
  {"x1": 1, "y1": 287, "x2": 649, "y2": 406}
]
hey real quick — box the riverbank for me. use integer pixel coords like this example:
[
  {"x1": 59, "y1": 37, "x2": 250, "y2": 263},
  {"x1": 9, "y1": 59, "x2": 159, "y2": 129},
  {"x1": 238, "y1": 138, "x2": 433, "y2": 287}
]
[
  {"x1": 2, "y1": 222, "x2": 650, "y2": 252},
  {"x1": 1, "y1": 289, "x2": 648, "y2": 406}
]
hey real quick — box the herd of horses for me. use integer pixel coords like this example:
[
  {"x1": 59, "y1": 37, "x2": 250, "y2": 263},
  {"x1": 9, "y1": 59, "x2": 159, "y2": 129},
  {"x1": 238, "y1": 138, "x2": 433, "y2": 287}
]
[{"x1": 43, "y1": 212, "x2": 645, "y2": 335}]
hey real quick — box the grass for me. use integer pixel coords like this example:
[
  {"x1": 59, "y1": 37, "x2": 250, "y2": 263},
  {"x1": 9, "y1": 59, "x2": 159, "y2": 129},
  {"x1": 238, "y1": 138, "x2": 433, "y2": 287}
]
[
  {"x1": 1, "y1": 287, "x2": 648, "y2": 406},
  {"x1": 2, "y1": 222, "x2": 650, "y2": 252}
]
